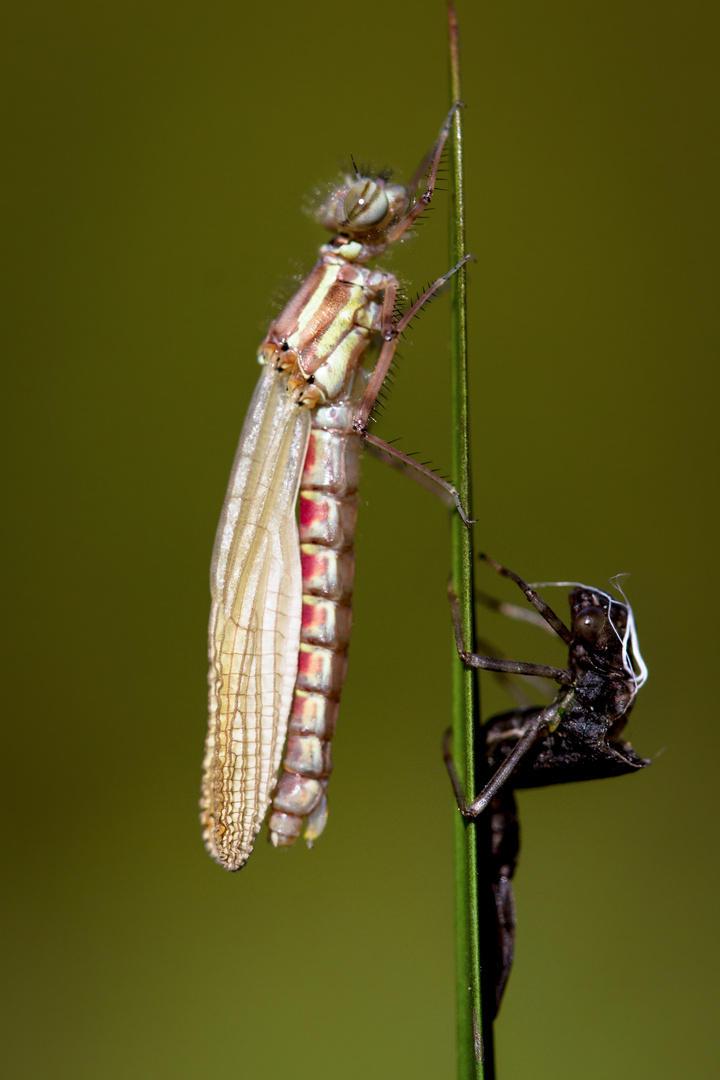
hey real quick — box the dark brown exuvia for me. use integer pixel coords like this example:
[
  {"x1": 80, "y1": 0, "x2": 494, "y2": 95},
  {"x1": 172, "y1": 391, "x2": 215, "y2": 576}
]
[{"x1": 446, "y1": 554, "x2": 650, "y2": 1012}]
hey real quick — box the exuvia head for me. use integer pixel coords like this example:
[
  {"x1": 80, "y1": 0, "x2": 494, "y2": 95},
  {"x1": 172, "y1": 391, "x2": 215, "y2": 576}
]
[
  {"x1": 568, "y1": 584, "x2": 649, "y2": 699},
  {"x1": 530, "y1": 577, "x2": 649, "y2": 700}
]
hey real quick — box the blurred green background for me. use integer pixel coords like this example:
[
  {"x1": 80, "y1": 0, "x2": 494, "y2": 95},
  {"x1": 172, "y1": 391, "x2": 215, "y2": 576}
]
[{"x1": 3, "y1": 1, "x2": 718, "y2": 1077}]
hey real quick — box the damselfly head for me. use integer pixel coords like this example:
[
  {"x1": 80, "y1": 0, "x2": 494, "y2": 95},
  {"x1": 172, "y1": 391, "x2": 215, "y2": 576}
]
[
  {"x1": 344, "y1": 179, "x2": 390, "y2": 229},
  {"x1": 316, "y1": 174, "x2": 409, "y2": 236}
]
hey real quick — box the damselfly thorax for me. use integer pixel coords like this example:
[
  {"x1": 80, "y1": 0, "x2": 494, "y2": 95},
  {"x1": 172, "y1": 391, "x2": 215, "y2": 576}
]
[{"x1": 202, "y1": 104, "x2": 471, "y2": 871}]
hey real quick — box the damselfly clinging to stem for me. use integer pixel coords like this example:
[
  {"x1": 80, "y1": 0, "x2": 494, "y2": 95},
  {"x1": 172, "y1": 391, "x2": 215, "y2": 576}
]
[{"x1": 201, "y1": 104, "x2": 472, "y2": 871}]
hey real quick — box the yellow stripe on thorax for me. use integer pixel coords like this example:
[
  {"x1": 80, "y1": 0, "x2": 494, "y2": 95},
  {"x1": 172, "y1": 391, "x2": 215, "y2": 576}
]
[{"x1": 295, "y1": 265, "x2": 341, "y2": 337}]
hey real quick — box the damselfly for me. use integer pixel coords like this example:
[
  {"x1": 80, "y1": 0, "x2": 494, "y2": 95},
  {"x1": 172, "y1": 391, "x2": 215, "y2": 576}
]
[
  {"x1": 201, "y1": 105, "x2": 471, "y2": 871},
  {"x1": 446, "y1": 556, "x2": 650, "y2": 1011}
]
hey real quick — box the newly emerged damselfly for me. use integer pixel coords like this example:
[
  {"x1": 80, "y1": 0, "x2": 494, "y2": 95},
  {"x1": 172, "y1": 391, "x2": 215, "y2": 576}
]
[
  {"x1": 446, "y1": 555, "x2": 650, "y2": 1011},
  {"x1": 201, "y1": 105, "x2": 471, "y2": 872}
]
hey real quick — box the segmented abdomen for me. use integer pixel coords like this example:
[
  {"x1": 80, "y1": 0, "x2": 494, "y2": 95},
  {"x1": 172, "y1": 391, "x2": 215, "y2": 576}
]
[{"x1": 267, "y1": 392, "x2": 361, "y2": 847}]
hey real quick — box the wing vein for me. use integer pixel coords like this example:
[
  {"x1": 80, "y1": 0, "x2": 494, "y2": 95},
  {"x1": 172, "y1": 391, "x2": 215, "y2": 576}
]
[{"x1": 201, "y1": 366, "x2": 311, "y2": 870}]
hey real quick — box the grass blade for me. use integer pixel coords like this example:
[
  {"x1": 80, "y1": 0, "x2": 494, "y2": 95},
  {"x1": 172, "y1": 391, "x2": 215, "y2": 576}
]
[{"x1": 447, "y1": 5, "x2": 493, "y2": 1077}]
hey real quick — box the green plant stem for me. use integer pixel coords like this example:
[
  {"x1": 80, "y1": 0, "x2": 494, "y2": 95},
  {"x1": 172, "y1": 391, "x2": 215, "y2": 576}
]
[{"x1": 447, "y1": 5, "x2": 492, "y2": 1078}]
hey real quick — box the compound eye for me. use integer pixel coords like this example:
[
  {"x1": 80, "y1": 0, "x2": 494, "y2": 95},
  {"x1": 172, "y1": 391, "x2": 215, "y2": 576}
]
[
  {"x1": 573, "y1": 605, "x2": 606, "y2": 643},
  {"x1": 343, "y1": 180, "x2": 390, "y2": 229}
]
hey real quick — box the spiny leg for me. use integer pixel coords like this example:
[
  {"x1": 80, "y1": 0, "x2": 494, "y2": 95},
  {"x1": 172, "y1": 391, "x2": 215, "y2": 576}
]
[
  {"x1": 353, "y1": 254, "x2": 475, "y2": 433},
  {"x1": 388, "y1": 101, "x2": 464, "y2": 243},
  {"x1": 361, "y1": 431, "x2": 473, "y2": 525},
  {"x1": 349, "y1": 104, "x2": 471, "y2": 517}
]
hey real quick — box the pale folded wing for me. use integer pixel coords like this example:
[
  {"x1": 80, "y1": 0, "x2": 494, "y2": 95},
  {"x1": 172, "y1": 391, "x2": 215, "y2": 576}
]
[{"x1": 201, "y1": 365, "x2": 311, "y2": 871}]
